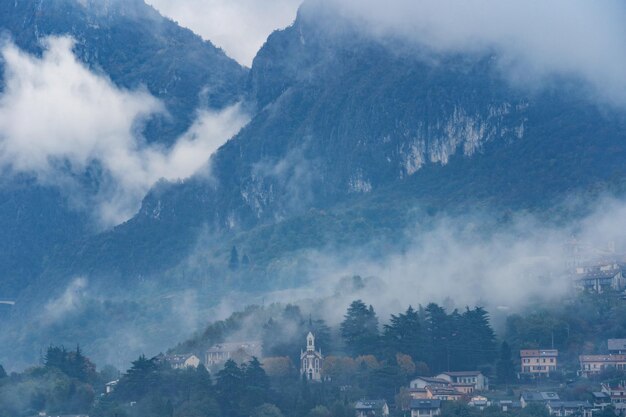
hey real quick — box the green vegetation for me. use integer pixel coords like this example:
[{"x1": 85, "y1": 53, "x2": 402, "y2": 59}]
[{"x1": 3, "y1": 294, "x2": 626, "y2": 416}]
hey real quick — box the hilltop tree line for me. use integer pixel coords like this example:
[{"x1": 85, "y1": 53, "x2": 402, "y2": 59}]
[
  {"x1": 4, "y1": 293, "x2": 626, "y2": 416},
  {"x1": 340, "y1": 301, "x2": 497, "y2": 373}
]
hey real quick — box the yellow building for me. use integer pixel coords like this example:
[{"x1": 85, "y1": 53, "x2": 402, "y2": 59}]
[{"x1": 520, "y1": 349, "x2": 558, "y2": 376}]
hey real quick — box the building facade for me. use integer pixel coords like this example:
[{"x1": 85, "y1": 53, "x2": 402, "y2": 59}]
[
  {"x1": 205, "y1": 341, "x2": 262, "y2": 367},
  {"x1": 301, "y1": 332, "x2": 323, "y2": 382},
  {"x1": 355, "y1": 400, "x2": 390, "y2": 417},
  {"x1": 436, "y1": 371, "x2": 489, "y2": 392},
  {"x1": 546, "y1": 401, "x2": 593, "y2": 417},
  {"x1": 410, "y1": 399, "x2": 442, "y2": 417},
  {"x1": 520, "y1": 349, "x2": 558, "y2": 376},
  {"x1": 579, "y1": 354, "x2": 626, "y2": 377}
]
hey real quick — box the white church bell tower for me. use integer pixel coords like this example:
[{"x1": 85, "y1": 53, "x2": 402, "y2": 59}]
[{"x1": 300, "y1": 332, "x2": 323, "y2": 382}]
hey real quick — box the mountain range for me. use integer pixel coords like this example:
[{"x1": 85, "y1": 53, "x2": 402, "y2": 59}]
[{"x1": 1, "y1": 0, "x2": 625, "y2": 368}]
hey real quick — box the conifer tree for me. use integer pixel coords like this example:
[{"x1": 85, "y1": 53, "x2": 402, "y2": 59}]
[
  {"x1": 383, "y1": 306, "x2": 422, "y2": 361},
  {"x1": 243, "y1": 357, "x2": 271, "y2": 410},
  {"x1": 340, "y1": 300, "x2": 380, "y2": 356},
  {"x1": 216, "y1": 359, "x2": 244, "y2": 417},
  {"x1": 496, "y1": 341, "x2": 516, "y2": 385}
]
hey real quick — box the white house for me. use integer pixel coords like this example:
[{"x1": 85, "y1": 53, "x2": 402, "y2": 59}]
[
  {"x1": 105, "y1": 379, "x2": 118, "y2": 394},
  {"x1": 300, "y1": 332, "x2": 323, "y2": 382},
  {"x1": 164, "y1": 354, "x2": 201, "y2": 370},
  {"x1": 409, "y1": 376, "x2": 450, "y2": 390},
  {"x1": 436, "y1": 371, "x2": 489, "y2": 392},
  {"x1": 355, "y1": 400, "x2": 389, "y2": 417}
]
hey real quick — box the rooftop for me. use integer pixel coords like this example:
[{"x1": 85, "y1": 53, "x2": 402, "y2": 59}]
[
  {"x1": 548, "y1": 401, "x2": 592, "y2": 409},
  {"x1": 580, "y1": 354, "x2": 626, "y2": 362},
  {"x1": 521, "y1": 391, "x2": 560, "y2": 402},
  {"x1": 608, "y1": 339, "x2": 626, "y2": 351},
  {"x1": 206, "y1": 341, "x2": 261, "y2": 353},
  {"x1": 410, "y1": 399, "x2": 442, "y2": 410},
  {"x1": 355, "y1": 400, "x2": 387, "y2": 410},
  {"x1": 412, "y1": 376, "x2": 450, "y2": 384},
  {"x1": 520, "y1": 349, "x2": 558, "y2": 357},
  {"x1": 441, "y1": 371, "x2": 482, "y2": 377}
]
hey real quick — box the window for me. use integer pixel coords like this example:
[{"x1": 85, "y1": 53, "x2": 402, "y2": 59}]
[{"x1": 303, "y1": 359, "x2": 307, "y2": 368}]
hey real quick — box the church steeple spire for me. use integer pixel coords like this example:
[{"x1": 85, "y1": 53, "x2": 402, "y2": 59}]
[{"x1": 307, "y1": 332, "x2": 315, "y2": 352}]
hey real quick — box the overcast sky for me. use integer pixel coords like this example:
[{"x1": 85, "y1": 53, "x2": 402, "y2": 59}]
[
  {"x1": 146, "y1": 0, "x2": 302, "y2": 66},
  {"x1": 145, "y1": 0, "x2": 626, "y2": 106}
]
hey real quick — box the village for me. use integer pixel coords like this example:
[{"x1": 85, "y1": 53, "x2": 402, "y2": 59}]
[
  {"x1": 137, "y1": 334, "x2": 626, "y2": 417},
  {"x1": 8, "y1": 256, "x2": 626, "y2": 417},
  {"x1": 99, "y1": 257, "x2": 626, "y2": 417}
]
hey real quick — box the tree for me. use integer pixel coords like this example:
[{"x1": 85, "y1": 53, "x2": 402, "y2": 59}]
[
  {"x1": 424, "y1": 303, "x2": 451, "y2": 372},
  {"x1": 340, "y1": 300, "x2": 380, "y2": 356},
  {"x1": 396, "y1": 353, "x2": 416, "y2": 376},
  {"x1": 322, "y1": 356, "x2": 357, "y2": 384},
  {"x1": 262, "y1": 357, "x2": 295, "y2": 378},
  {"x1": 383, "y1": 306, "x2": 422, "y2": 360},
  {"x1": 307, "y1": 405, "x2": 331, "y2": 417},
  {"x1": 229, "y1": 246, "x2": 239, "y2": 271},
  {"x1": 114, "y1": 354, "x2": 160, "y2": 401},
  {"x1": 496, "y1": 342, "x2": 516, "y2": 385},
  {"x1": 243, "y1": 357, "x2": 270, "y2": 410},
  {"x1": 44, "y1": 345, "x2": 96, "y2": 382},
  {"x1": 459, "y1": 307, "x2": 497, "y2": 369},
  {"x1": 216, "y1": 359, "x2": 244, "y2": 417},
  {"x1": 0, "y1": 364, "x2": 6, "y2": 379}
]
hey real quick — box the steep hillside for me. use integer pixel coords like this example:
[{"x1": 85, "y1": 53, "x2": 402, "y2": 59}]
[
  {"x1": 46, "y1": 6, "x2": 626, "y2": 283},
  {"x1": 3, "y1": 2, "x2": 626, "y2": 368},
  {"x1": 0, "y1": 0, "x2": 247, "y2": 296}
]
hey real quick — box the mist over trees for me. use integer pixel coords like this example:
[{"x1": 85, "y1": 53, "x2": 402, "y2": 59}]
[{"x1": 3, "y1": 294, "x2": 626, "y2": 416}]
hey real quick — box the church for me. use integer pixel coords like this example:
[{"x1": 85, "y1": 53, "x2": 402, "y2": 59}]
[{"x1": 300, "y1": 332, "x2": 323, "y2": 382}]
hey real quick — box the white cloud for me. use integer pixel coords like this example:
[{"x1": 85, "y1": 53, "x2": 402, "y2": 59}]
[
  {"x1": 303, "y1": 0, "x2": 626, "y2": 107},
  {"x1": 0, "y1": 37, "x2": 250, "y2": 227},
  {"x1": 146, "y1": 0, "x2": 302, "y2": 66},
  {"x1": 41, "y1": 277, "x2": 88, "y2": 325}
]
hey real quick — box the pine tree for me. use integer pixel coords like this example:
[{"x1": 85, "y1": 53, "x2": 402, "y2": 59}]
[
  {"x1": 116, "y1": 355, "x2": 160, "y2": 401},
  {"x1": 340, "y1": 300, "x2": 380, "y2": 357},
  {"x1": 216, "y1": 359, "x2": 244, "y2": 417},
  {"x1": 243, "y1": 357, "x2": 271, "y2": 410},
  {"x1": 0, "y1": 364, "x2": 6, "y2": 379},
  {"x1": 424, "y1": 303, "x2": 450, "y2": 372},
  {"x1": 496, "y1": 341, "x2": 516, "y2": 385},
  {"x1": 383, "y1": 306, "x2": 422, "y2": 361}
]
